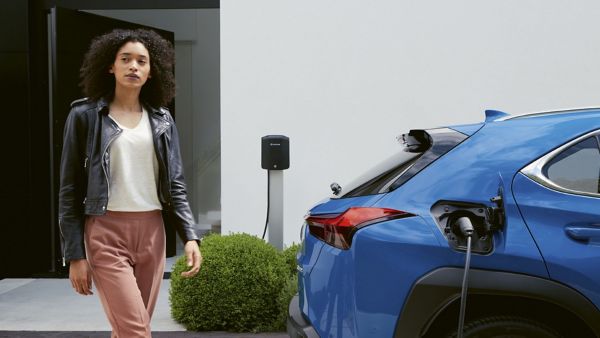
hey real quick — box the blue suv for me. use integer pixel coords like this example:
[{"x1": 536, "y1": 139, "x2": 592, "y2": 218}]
[{"x1": 287, "y1": 109, "x2": 600, "y2": 338}]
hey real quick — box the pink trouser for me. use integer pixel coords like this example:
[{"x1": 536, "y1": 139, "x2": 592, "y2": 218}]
[{"x1": 85, "y1": 210, "x2": 166, "y2": 338}]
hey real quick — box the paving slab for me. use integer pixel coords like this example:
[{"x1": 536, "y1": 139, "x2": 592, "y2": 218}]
[{"x1": 0, "y1": 278, "x2": 183, "y2": 331}]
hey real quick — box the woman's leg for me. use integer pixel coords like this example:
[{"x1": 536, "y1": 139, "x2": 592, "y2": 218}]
[
  {"x1": 132, "y1": 211, "x2": 166, "y2": 318},
  {"x1": 84, "y1": 210, "x2": 165, "y2": 338}
]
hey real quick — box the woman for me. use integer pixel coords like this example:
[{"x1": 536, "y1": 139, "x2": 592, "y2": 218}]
[{"x1": 58, "y1": 28, "x2": 201, "y2": 338}]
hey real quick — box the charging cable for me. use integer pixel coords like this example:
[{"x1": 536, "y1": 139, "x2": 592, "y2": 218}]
[
  {"x1": 455, "y1": 216, "x2": 474, "y2": 338},
  {"x1": 262, "y1": 171, "x2": 270, "y2": 240}
]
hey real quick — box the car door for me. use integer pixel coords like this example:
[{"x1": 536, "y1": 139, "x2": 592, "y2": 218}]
[{"x1": 513, "y1": 131, "x2": 600, "y2": 307}]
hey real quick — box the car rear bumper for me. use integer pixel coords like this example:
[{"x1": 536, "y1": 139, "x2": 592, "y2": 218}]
[{"x1": 287, "y1": 294, "x2": 319, "y2": 338}]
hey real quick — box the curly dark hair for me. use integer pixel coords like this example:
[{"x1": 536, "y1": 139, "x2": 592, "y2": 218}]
[{"x1": 79, "y1": 28, "x2": 175, "y2": 107}]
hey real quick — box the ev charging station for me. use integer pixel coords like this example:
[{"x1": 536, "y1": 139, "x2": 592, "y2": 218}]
[{"x1": 261, "y1": 135, "x2": 290, "y2": 250}]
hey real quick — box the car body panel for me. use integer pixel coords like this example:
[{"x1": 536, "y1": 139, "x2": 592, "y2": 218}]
[
  {"x1": 512, "y1": 172, "x2": 600, "y2": 308},
  {"x1": 297, "y1": 227, "x2": 325, "y2": 318},
  {"x1": 374, "y1": 175, "x2": 549, "y2": 278},
  {"x1": 301, "y1": 216, "x2": 444, "y2": 338}
]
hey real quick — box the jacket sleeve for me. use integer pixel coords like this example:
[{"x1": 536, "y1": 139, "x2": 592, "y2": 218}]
[
  {"x1": 58, "y1": 108, "x2": 87, "y2": 263},
  {"x1": 165, "y1": 112, "x2": 200, "y2": 244}
]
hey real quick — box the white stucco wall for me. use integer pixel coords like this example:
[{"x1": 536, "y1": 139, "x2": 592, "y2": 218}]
[{"x1": 221, "y1": 1, "x2": 600, "y2": 246}]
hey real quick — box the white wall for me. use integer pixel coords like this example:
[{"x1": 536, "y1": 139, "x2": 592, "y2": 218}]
[{"x1": 221, "y1": 1, "x2": 600, "y2": 246}]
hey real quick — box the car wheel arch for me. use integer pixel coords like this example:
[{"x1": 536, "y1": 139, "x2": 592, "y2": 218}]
[{"x1": 394, "y1": 267, "x2": 600, "y2": 338}]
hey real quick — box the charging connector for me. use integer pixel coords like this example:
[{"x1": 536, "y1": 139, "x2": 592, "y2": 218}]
[
  {"x1": 456, "y1": 216, "x2": 475, "y2": 237},
  {"x1": 455, "y1": 216, "x2": 474, "y2": 338}
]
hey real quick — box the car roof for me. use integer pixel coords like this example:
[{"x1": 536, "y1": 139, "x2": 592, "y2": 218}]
[
  {"x1": 449, "y1": 107, "x2": 600, "y2": 136},
  {"x1": 497, "y1": 107, "x2": 600, "y2": 121}
]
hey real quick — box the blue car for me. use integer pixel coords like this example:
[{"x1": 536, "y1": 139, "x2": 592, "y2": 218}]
[{"x1": 287, "y1": 108, "x2": 600, "y2": 338}]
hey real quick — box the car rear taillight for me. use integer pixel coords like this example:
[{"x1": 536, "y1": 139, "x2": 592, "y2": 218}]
[{"x1": 305, "y1": 207, "x2": 414, "y2": 249}]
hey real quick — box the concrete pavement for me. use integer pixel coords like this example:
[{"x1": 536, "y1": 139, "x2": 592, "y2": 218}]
[{"x1": 0, "y1": 257, "x2": 287, "y2": 337}]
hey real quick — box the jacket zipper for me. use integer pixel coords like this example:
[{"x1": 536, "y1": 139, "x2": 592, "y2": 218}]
[{"x1": 101, "y1": 127, "x2": 122, "y2": 203}]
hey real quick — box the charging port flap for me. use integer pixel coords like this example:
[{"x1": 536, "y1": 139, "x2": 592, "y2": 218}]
[{"x1": 431, "y1": 201, "x2": 496, "y2": 254}]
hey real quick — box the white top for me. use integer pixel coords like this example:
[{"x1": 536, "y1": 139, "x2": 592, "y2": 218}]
[{"x1": 106, "y1": 108, "x2": 162, "y2": 211}]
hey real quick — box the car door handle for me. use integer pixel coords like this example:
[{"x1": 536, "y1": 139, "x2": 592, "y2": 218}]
[{"x1": 565, "y1": 226, "x2": 600, "y2": 241}]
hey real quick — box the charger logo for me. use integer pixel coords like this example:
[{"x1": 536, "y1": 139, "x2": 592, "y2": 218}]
[{"x1": 270, "y1": 143, "x2": 281, "y2": 146}]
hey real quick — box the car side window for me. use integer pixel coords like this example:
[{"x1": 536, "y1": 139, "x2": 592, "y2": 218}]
[{"x1": 543, "y1": 136, "x2": 600, "y2": 194}]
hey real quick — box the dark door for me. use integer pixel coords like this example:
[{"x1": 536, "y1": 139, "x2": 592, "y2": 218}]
[{"x1": 48, "y1": 7, "x2": 177, "y2": 272}]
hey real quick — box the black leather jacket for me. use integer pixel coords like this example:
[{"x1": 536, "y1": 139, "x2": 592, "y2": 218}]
[{"x1": 58, "y1": 98, "x2": 199, "y2": 264}]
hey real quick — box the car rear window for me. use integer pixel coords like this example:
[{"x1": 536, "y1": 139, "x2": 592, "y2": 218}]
[
  {"x1": 543, "y1": 136, "x2": 600, "y2": 194},
  {"x1": 340, "y1": 150, "x2": 422, "y2": 198},
  {"x1": 338, "y1": 128, "x2": 467, "y2": 198}
]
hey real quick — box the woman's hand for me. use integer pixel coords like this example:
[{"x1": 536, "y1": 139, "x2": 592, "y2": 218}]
[
  {"x1": 69, "y1": 259, "x2": 93, "y2": 295},
  {"x1": 182, "y1": 240, "x2": 202, "y2": 278}
]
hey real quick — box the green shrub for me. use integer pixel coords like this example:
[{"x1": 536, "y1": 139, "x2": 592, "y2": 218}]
[
  {"x1": 170, "y1": 233, "x2": 295, "y2": 332},
  {"x1": 273, "y1": 243, "x2": 300, "y2": 330},
  {"x1": 282, "y1": 243, "x2": 301, "y2": 276}
]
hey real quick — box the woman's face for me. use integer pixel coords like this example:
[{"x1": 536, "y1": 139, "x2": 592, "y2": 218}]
[{"x1": 109, "y1": 41, "x2": 151, "y2": 91}]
